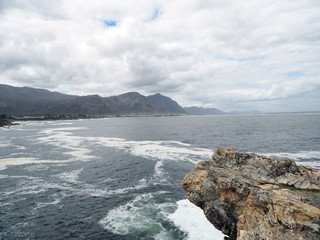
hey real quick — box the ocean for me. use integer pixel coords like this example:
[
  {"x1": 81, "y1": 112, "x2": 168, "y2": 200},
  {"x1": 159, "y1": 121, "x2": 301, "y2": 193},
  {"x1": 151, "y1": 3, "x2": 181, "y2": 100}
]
[{"x1": 1, "y1": 114, "x2": 320, "y2": 240}]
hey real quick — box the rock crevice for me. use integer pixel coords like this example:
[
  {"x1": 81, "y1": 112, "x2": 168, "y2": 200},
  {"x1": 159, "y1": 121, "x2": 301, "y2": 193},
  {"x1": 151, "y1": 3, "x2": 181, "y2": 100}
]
[{"x1": 182, "y1": 147, "x2": 320, "y2": 240}]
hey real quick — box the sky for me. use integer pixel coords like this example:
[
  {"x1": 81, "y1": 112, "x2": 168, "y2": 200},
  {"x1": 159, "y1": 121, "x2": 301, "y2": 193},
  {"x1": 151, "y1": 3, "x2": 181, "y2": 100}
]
[{"x1": 0, "y1": 0, "x2": 319, "y2": 112}]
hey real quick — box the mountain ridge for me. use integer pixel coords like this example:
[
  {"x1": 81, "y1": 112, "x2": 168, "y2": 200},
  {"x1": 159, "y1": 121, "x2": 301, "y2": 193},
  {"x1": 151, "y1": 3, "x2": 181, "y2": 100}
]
[
  {"x1": 0, "y1": 84, "x2": 188, "y2": 116},
  {"x1": 147, "y1": 93, "x2": 186, "y2": 114}
]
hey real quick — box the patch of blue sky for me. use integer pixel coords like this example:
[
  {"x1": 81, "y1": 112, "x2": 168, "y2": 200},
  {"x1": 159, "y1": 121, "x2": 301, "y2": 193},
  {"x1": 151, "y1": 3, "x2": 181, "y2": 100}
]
[
  {"x1": 59, "y1": 90, "x2": 68, "y2": 94},
  {"x1": 103, "y1": 19, "x2": 117, "y2": 27},
  {"x1": 288, "y1": 72, "x2": 303, "y2": 78},
  {"x1": 152, "y1": 8, "x2": 160, "y2": 20}
]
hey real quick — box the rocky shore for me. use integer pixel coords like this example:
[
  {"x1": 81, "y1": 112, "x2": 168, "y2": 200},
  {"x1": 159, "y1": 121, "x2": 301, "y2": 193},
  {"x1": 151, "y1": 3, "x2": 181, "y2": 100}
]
[
  {"x1": 182, "y1": 147, "x2": 320, "y2": 240},
  {"x1": 0, "y1": 119, "x2": 17, "y2": 127}
]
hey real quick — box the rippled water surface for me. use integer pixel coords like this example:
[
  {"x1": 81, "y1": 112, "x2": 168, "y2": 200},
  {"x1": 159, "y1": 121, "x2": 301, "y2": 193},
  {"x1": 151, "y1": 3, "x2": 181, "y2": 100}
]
[{"x1": 1, "y1": 114, "x2": 319, "y2": 239}]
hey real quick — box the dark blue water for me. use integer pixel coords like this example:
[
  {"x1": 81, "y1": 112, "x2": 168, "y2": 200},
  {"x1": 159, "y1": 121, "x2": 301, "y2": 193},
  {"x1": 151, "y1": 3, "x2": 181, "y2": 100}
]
[{"x1": 1, "y1": 114, "x2": 320, "y2": 240}]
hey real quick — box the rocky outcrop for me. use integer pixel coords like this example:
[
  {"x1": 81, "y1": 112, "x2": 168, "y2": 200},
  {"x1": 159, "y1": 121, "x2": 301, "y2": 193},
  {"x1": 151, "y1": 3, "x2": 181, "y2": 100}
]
[
  {"x1": 0, "y1": 119, "x2": 16, "y2": 127},
  {"x1": 182, "y1": 147, "x2": 320, "y2": 240}
]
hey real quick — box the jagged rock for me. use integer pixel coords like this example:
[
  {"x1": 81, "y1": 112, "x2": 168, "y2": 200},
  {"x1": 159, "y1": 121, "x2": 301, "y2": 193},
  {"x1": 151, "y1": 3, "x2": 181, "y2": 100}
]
[{"x1": 182, "y1": 147, "x2": 320, "y2": 240}]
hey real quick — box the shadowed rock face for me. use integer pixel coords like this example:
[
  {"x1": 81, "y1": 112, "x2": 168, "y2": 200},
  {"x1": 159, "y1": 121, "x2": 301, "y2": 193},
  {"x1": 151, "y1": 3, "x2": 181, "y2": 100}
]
[{"x1": 182, "y1": 147, "x2": 320, "y2": 240}]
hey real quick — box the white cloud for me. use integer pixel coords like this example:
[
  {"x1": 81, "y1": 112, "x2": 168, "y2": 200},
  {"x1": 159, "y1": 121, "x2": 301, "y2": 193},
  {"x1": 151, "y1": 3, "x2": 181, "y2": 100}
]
[{"x1": 0, "y1": 0, "x2": 319, "y2": 112}]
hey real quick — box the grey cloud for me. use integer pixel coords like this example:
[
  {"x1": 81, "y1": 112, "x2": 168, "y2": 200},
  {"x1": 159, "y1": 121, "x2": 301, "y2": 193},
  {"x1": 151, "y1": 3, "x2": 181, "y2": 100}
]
[{"x1": 0, "y1": 0, "x2": 319, "y2": 112}]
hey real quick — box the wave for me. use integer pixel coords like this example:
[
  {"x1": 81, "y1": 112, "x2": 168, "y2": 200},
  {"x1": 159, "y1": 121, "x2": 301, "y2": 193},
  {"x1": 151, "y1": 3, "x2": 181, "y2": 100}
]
[
  {"x1": 100, "y1": 193, "x2": 226, "y2": 240},
  {"x1": 259, "y1": 151, "x2": 320, "y2": 160},
  {"x1": 0, "y1": 157, "x2": 75, "y2": 171},
  {"x1": 37, "y1": 127, "x2": 94, "y2": 161},
  {"x1": 258, "y1": 151, "x2": 320, "y2": 170},
  {"x1": 168, "y1": 199, "x2": 226, "y2": 240},
  {"x1": 33, "y1": 196, "x2": 62, "y2": 210},
  {"x1": 0, "y1": 142, "x2": 11, "y2": 148},
  {"x1": 36, "y1": 127, "x2": 211, "y2": 164},
  {"x1": 89, "y1": 137, "x2": 211, "y2": 164},
  {"x1": 99, "y1": 192, "x2": 181, "y2": 240},
  {"x1": 30, "y1": 127, "x2": 212, "y2": 192},
  {"x1": 55, "y1": 169, "x2": 84, "y2": 183},
  {"x1": 0, "y1": 139, "x2": 25, "y2": 151}
]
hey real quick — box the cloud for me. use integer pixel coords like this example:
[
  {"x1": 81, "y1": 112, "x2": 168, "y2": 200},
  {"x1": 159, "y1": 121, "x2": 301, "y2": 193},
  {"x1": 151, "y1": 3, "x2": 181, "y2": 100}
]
[{"x1": 0, "y1": 0, "x2": 319, "y2": 112}]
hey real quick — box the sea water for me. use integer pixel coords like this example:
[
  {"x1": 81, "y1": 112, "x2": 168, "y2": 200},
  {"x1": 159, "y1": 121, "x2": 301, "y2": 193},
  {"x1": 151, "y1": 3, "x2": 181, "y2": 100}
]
[{"x1": 0, "y1": 114, "x2": 319, "y2": 239}]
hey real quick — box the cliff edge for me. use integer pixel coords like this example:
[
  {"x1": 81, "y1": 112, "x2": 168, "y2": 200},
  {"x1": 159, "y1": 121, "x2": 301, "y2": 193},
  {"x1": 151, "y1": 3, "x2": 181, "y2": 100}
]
[{"x1": 182, "y1": 147, "x2": 320, "y2": 240}]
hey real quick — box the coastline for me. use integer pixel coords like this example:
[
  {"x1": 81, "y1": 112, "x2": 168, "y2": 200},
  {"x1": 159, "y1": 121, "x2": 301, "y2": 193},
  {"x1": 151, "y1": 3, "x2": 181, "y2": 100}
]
[{"x1": 0, "y1": 119, "x2": 18, "y2": 127}]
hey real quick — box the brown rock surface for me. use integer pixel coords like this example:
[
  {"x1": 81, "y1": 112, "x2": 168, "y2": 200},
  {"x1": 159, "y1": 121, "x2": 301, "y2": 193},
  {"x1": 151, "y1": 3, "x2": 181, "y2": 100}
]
[{"x1": 182, "y1": 147, "x2": 320, "y2": 240}]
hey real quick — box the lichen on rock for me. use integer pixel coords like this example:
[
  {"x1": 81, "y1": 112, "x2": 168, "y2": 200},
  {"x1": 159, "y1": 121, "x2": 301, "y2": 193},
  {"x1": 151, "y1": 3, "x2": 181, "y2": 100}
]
[{"x1": 182, "y1": 147, "x2": 320, "y2": 240}]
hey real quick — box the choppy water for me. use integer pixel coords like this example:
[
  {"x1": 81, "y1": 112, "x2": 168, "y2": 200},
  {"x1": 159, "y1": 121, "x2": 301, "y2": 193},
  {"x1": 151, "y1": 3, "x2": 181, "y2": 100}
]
[{"x1": 1, "y1": 114, "x2": 320, "y2": 240}]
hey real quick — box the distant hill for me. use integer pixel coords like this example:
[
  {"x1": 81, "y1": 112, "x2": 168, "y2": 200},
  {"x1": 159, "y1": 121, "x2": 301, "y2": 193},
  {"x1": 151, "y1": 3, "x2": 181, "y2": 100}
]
[
  {"x1": 108, "y1": 92, "x2": 156, "y2": 114},
  {"x1": 229, "y1": 110, "x2": 262, "y2": 115},
  {"x1": 147, "y1": 93, "x2": 186, "y2": 114},
  {"x1": 50, "y1": 94, "x2": 117, "y2": 115},
  {"x1": 0, "y1": 84, "x2": 77, "y2": 115},
  {"x1": 184, "y1": 106, "x2": 225, "y2": 115},
  {"x1": 0, "y1": 84, "x2": 186, "y2": 116}
]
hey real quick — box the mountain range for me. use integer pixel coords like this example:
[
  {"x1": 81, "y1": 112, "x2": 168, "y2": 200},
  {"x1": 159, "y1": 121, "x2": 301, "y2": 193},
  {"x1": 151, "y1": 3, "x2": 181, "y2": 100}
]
[
  {"x1": 0, "y1": 84, "x2": 188, "y2": 116},
  {"x1": 0, "y1": 84, "x2": 268, "y2": 117}
]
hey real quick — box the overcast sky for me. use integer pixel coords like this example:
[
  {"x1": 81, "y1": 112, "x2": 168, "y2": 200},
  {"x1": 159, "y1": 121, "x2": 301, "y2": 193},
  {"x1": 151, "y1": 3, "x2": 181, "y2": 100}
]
[{"x1": 0, "y1": 0, "x2": 319, "y2": 112}]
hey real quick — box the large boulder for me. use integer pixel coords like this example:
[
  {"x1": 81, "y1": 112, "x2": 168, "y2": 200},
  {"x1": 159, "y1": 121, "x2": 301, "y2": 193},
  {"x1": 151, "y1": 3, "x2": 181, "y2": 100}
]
[{"x1": 182, "y1": 147, "x2": 320, "y2": 240}]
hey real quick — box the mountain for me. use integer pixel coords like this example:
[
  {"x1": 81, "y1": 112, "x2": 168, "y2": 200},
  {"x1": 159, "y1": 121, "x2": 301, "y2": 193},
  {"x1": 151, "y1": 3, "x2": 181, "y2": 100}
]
[
  {"x1": 147, "y1": 93, "x2": 186, "y2": 114},
  {"x1": 183, "y1": 106, "x2": 225, "y2": 115},
  {"x1": 0, "y1": 84, "x2": 77, "y2": 115},
  {"x1": 108, "y1": 92, "x2": 156, "y2": 114},
  {"x1": 0, "y1": 84, "x2": 185, "y2": 116},
  {"x1": 50, "y1": 95, "x2": 117, "y2": 115}
]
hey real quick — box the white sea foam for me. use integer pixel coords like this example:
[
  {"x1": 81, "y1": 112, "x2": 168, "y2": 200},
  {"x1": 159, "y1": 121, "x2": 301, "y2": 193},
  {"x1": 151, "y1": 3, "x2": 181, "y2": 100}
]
[
  {"x1": 55, "y1": 169, "x2": 83, "y2": 183},
  {"x1": 0, "y1": 142, "x2": 11, "y2": 148},
  {"x1": 153, "y1": 160, "x2": 166, "y2": 183},
  {"x1": 0, "y1": 138, "x2": 13, "y2": 148},
  {"x1": 4, "y1": 181, "x2": 48, "y2": 196},
  {"x1": 34, "y1": 194, "x2": 63, "y2": 211},
  {"x1": 0, "y1": 157, "x2": 38, "y2": 170},
  {"x1": 79, "y1": 178, "x2": 149, "y2": 197},
  {"x1": 259, "y1": 151, "x2": 320, "y2": 161},
  {"x1": 90, "y1": 137, "x2": 211, "y2": 164},
  {"x1": 36, "y1": 126, "x2": 211, "y2": 165},
  {"x1": 168, "y1": 199, "x2": 226, "y2": 240},
  {"x1": 35, "y1": 198, "x2": 61, "y2": 209},
  {"x1": 25, "y1": 164, "x2": 50, "y2": 171},
  {"x1": 34, "y1": 127, "x2": 212, "y2": 188},
  {"x1": 106, "y1": 178, "x2": 149, "y2": 196},
  {"x1": 99, "y1": 192, "x2": 177, "y2": 239},
  {"x1": 40, "y1": 127, "x2": 86, "y2": 133},
  {"x1": 47, "y1": 121, "x2": 73, "y2": 126},
  {"x1": 37, "y1": 127, "x2": 94, "y2": 161},
  {"x1": 0, "y1": 202, "x2": 12, "y2": 207},
  {"x1": 0, "y1": 157, "x2": 74, "y2": 171},
  {"x1": 0, "y1": 140, "x2": 26, "y2": 151},
  {"x1": 295, "y1": 161, "x2": 320, "y2": 169},
  {"x1": 0, "y1": 165, "x2": 7, "y2": 170}
]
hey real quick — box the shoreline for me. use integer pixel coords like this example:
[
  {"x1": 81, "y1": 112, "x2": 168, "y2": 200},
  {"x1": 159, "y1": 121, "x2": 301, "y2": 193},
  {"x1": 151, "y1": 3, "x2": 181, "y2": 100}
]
[
  {"x1": 0, "y1": 119, "x2": 19, "y2": 127},
  {"x1": 2, "y1": 111, "x2": 319, "y2": 128},
  {"x1": 0, "y1": 113, "x2": 188, "y2": 127}
]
